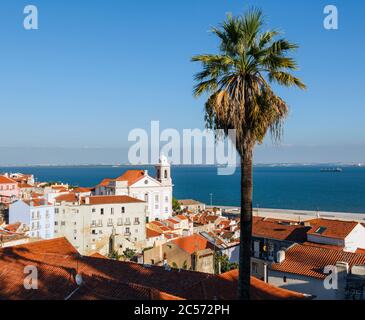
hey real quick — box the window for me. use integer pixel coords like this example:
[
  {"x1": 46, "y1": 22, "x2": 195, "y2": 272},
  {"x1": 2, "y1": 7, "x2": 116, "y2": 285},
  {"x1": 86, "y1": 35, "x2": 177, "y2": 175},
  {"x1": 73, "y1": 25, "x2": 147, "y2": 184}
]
[
  {"x1": 134, "y1": 217, "x2": 140, "y2": 225},
  {"x1": 252, "y1": 262, "x2": 258, "y2": 274},
  {"x1": 61, "y1": 221, "x2": 66, "y2": 226},
  {"x1": 165, "y1": 207, "x2": 168, "y2": 213},
  {"x1": 117, "y1": 218, "x2": 123, "y2": 226},
  {"x1": 144, "y1": 194, "x2": 149, "y2": 202},
  {"x1": 55, "y1": 208, "x2": 59, "y2": 214},
  {"x1": 126, "y1": 227, "x2": 130, "y2": 233},
  {"x1": 125, "y1": 218, "x2": 131, "y2": 225},
  {"x1": 164, "y1": 170, "x2": 168, "y2": 179},
  {"x1": 108, "y1": 218, "x2": 113, "y2": 226},
  {"x1": 283, "y1": 276, "x2": 287, "y2": 283},
  {"x1": 55, "y1": 221, "x2": 58, "y2": 226},
  {"x1": 100, "y1": 208, "x2": 104, "y2": 215},
  {"x1": 92, "y1": 208, "x2": 96, "y2": 213},
  {"x1": 314, "y1": 227, "x2": 327, "y2": 234},
  {"x1": 121, "y1": 207, "x2": 125, "y2": 214},
  {"x1": 91, "y1": 220, "x2": 96, "y2": 227},
  {"x1": 111, "y1": 208, "x2": 114, "y2": 215},
  {"x1": 165, "y1": 196, "x2": 169, "y2": 203},
  {"x1": 155, "y1": 195, "x2": 159, "y2": 202}
]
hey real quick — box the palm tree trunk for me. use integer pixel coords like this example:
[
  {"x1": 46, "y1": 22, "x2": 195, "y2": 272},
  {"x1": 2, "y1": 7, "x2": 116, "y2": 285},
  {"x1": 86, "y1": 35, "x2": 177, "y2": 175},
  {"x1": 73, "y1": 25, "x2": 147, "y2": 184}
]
[{"x1": 238, "y1": 147, "x2": 253, "y2": 300}]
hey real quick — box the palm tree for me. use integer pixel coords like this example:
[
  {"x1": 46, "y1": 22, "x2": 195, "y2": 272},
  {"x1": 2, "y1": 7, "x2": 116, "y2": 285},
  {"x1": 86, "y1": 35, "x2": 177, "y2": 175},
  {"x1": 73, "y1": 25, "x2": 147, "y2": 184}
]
[{"x1": 192, "y1": 8, "x2": 305, "y2": 300}]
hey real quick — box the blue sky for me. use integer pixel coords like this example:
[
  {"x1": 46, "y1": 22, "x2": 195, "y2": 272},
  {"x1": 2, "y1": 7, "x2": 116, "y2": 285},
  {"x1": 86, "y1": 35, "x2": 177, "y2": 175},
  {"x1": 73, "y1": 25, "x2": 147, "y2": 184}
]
[{"x1": 0, "y1": 0, "x2": 364, "y2": 164}]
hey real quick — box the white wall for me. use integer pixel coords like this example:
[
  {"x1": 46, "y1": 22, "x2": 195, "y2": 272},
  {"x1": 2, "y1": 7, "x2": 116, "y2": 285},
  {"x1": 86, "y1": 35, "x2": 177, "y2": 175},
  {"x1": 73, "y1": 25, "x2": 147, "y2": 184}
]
[{"x1": 268, "y1": 270, "x2": 338, "y2": 300}]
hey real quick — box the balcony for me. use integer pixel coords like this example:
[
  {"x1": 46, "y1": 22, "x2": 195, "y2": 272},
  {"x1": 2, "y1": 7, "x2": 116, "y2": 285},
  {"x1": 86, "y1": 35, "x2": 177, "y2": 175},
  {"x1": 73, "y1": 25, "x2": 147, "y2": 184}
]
[
  {"x1": 124, "y1": 232, "x2": 131, "y2": 236},
  {"x1": 124, "y1": 221, "x2": 131, "y2": 226},
  {"x1": 134, "y1": 221, "x2": 140, "y2": 225},
  {"x1": 107, "y1": 223, "x2": 114, "y2": 227}
]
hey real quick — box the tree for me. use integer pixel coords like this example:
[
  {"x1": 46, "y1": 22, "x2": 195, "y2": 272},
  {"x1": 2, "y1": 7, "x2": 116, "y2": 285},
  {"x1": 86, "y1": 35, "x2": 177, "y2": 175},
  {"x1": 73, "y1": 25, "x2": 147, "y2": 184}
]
[
  {"x1": 108, "y1": 250, "x2": 122, "y2": 260},
  {"x1": 172, "y1": 197, "x2": 181, "y2": 212},
  {"x1": 122, "y1": 248, "x2": 136, "y2": 260},
  {"x1": 192, "y1": 8, "x2": 305, "y2": 299},
  {"x1": 214, "y1": 253, "x2": 239, "y2": 274}
]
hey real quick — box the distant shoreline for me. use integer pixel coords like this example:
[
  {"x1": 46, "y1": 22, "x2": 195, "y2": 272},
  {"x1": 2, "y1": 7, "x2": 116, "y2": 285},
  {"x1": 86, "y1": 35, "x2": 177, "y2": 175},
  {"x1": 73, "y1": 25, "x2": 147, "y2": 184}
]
[{"x1": 0, "y1": 163, "x2": 363, "y2": 168}]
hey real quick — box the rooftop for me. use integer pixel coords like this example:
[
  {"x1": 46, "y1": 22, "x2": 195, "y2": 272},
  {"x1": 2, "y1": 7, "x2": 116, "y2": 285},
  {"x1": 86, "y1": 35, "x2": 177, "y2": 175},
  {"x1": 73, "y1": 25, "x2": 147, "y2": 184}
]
[
  {"x1": 171, "y1": 234, "x2": 212, "y2": 254},
  {"x1": 307, "y1": 219, "x2": 359, "y2": 240},
  {"x1": 0, "y1": 238, "x2": 308, "y2": 300},
  {"x1": 0, "y1": 176, "x2": 16, "y2": 184},
  {"x1": 270, "y1": 243, "x2": 365, "y2": 279},
  {"x1": 81, "y1": 195, "x2": 145, "y2": 205}
]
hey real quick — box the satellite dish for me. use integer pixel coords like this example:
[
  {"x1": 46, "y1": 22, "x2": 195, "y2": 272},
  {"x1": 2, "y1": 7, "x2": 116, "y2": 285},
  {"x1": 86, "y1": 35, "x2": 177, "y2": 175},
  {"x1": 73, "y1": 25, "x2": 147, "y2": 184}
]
[{"x1": 75, "y1": 274, "x2": 83, "y2": 286}]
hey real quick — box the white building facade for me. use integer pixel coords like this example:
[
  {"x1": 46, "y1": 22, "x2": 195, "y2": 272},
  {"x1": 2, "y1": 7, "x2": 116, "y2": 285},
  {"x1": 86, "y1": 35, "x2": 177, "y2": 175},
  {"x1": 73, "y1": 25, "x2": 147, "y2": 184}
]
[
  {"x1": 94, "y1": 156, "x2": 173, "y2": 222},
  {"x1": 54, "y1": 195, "x2": 147, "y2": 255},
  {"x1": 9, "y1": 199, "x2": 55, "y2": 240}
]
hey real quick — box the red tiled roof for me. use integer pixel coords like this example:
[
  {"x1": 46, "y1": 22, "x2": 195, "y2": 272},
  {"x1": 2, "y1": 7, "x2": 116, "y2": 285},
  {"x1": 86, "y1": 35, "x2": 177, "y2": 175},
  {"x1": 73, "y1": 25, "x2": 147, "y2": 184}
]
[
  {"x1": 115, "y1": 170, "x2": 146, "y2": 186},
  {"x1": 185, "y1": 269, "x2": 310, "y2": 300},
  {"x1": 270, "y1": 243, "x2": 365, "y2": 279},
  {"x1": 166, "y1": 218, "x2": 180, "y2": 225},
  {"x1": 23, "y1": 199, "x2": 52, "y2": 207},
  {"x1": 73, "y1": 187, "x2": 92, "y2": 193},
  {"x1": 55, "y1": 193, "x2": 78, "y2": 203},
  {"x1": 98, "y1": 178, "x2": 112, "y2": 187},
  {"x1": 172, "y1": 234, "x2": 212, "y2": 254},
  {"x1": 146, "y1": 228, "x2": 162, "y2": 239},
  {"x1": 18, "y1": 183, "x2": 33, "y2": 189},
  {"x1": 252, "y1": 217, "x2": 311, "y2": 242},
  {"x1": 175, "y1": 215, "x2": 188, "y2": 220},
  {"x1": 0, "y1": 176, "x2": 16, "y2": 184},
  {"x1": 90, "y1": 252, "x2": 108, "y2": 259},
  {"x1": 4, "y1": 223, "x2": 21, "y2": 233},
  {"x1": 0, "y1": 238, "x2": 308, "y2": 300},
  {"x1": 81, "y1": 195, "x2": 144, "y2": 205},
  {"x1": 306, "y1": 219, "x2": 358, "y2": 240}
]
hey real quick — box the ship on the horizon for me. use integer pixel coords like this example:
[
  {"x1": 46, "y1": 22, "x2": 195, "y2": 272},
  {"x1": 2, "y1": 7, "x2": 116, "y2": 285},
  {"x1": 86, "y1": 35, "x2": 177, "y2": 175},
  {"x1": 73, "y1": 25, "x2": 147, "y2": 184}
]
[{"x1": 320, "y1": 167, "x2": 343, "y2": 173}]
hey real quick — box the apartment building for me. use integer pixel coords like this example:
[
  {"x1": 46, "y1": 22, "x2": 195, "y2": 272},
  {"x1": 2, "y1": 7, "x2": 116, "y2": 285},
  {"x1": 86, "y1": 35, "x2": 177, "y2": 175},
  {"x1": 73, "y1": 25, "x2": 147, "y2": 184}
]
[
  {"x1": 9, "y1": 198, "x2": 55, "y2": 239},
  {"x1": 54, "y1": 194, "x2": 147, "y2": 255},
  {"x1": 0, "y1": 175, "x2": 19, "y2": 204}
]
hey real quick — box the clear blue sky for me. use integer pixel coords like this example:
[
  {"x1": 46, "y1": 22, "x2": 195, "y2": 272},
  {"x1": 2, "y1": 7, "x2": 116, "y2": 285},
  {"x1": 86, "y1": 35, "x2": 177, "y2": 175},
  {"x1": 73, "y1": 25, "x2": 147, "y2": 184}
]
[{"x1": 0, "y1": 0, "x2": 364, "y2": 164}]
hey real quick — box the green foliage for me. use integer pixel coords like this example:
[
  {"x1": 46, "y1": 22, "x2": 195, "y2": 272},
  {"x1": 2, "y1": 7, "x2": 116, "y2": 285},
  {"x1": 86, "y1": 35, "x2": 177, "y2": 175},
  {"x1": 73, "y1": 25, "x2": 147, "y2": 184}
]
[
  {"x1": 182, "y1": 260, "x2": 188, "y2": 270},
  {"x1": 108, "y1": 250, "x2": 122, "y2": 261},
  {"x1": 123, "y1": 248, "x2": 137, "y2": 260},
  {"x1": 214, "y1": 253, "x2": 239, "y2": 274},
  {"x1": 172, "y1": 197, "x2": 181, "y2": 212},
  {"x1": 192, "y1": 8, "x2": 305, "y2": 155},
  {"x1": 171, "y1": 262, "x2": 178, "y2": 269}
]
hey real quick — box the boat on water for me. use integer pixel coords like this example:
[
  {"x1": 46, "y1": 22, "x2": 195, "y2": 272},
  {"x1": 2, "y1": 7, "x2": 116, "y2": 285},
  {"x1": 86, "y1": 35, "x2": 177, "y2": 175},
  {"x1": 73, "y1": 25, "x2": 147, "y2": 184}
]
[{"x1": 320, "y1": 168, "x2": 343, "y2": 173}]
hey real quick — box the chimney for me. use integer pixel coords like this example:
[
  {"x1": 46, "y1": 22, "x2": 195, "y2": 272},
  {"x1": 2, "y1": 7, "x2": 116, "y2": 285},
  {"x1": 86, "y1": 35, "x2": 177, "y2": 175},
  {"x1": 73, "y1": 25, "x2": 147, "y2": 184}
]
[
  {"x1": 276, "y1": 250, "x2": 286, "y2": 263},
  {"x1": 84, "y1": 197, "x2": 90, "y2": 205},
  {"x1": 336, "y1": 261, "x2": 349, "y2": 299}
]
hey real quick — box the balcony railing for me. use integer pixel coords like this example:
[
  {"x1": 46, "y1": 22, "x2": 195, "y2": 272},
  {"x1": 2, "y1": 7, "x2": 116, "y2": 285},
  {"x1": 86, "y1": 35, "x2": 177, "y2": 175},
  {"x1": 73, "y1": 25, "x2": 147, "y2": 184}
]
[{"x1": 124, "y1": 232, "x2": 131, "y2": 236}]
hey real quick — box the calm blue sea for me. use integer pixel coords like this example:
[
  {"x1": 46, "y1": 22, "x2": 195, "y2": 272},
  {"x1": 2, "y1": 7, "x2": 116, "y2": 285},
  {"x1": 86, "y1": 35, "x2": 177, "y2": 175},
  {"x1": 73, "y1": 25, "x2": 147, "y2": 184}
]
[{"x1": 1, "y1": 165, "x2": 364, "y2": 213}]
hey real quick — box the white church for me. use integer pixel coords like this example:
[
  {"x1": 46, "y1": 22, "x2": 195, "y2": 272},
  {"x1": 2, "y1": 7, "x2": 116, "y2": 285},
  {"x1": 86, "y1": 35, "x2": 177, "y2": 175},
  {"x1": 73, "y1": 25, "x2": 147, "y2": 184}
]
[{"x1": 94, "y1": 155, "x2": 173, "y2": 221}]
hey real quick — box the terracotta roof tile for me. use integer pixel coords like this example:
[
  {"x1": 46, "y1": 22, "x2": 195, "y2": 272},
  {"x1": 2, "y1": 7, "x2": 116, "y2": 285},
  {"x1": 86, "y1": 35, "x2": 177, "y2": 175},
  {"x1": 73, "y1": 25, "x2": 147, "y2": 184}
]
[
  {"x1": 253, "y1": 217, "x2": 311, "y2": 242},
  {"x1": 146, "y1": 228, "x2": 162, "y2": 239},
  {"x1": 0, "y1": 238, "x2": 308, "y2": 300},
  {"x1": 81, "y1": 195, "x2": 144, "y2": 205},
  {"x1": 172, "y1": 234, "x2": 212, "y2": 254},
  {"x1": 307, "y1": 219, "x2": 358, "y2": 240},
  {"x1": 270, "y1": 243, "x2": 365, "y2": 279},
  {"x1": 0, "y1": 176, "x2": 16, "y2": 184},
  {"x1": 115, "y1": 170, "x2": 146, "y2": 186}
]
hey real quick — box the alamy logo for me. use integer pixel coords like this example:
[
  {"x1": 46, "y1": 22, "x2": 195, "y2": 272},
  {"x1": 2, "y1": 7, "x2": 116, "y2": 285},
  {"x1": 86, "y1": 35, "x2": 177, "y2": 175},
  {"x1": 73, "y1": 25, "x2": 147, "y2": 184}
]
[
  {"x1": 24, "y1": 5, "x2": 38, "y2": 30},
  {"x1": 24, "y1": 265, "x2": 38, "y2": 290},
  {"x1": 128, "y1": 121, "x2": 237, "y2": 175},
  {"x1": 323, "y1": 5, "x2": 338, "y2": 30}
]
